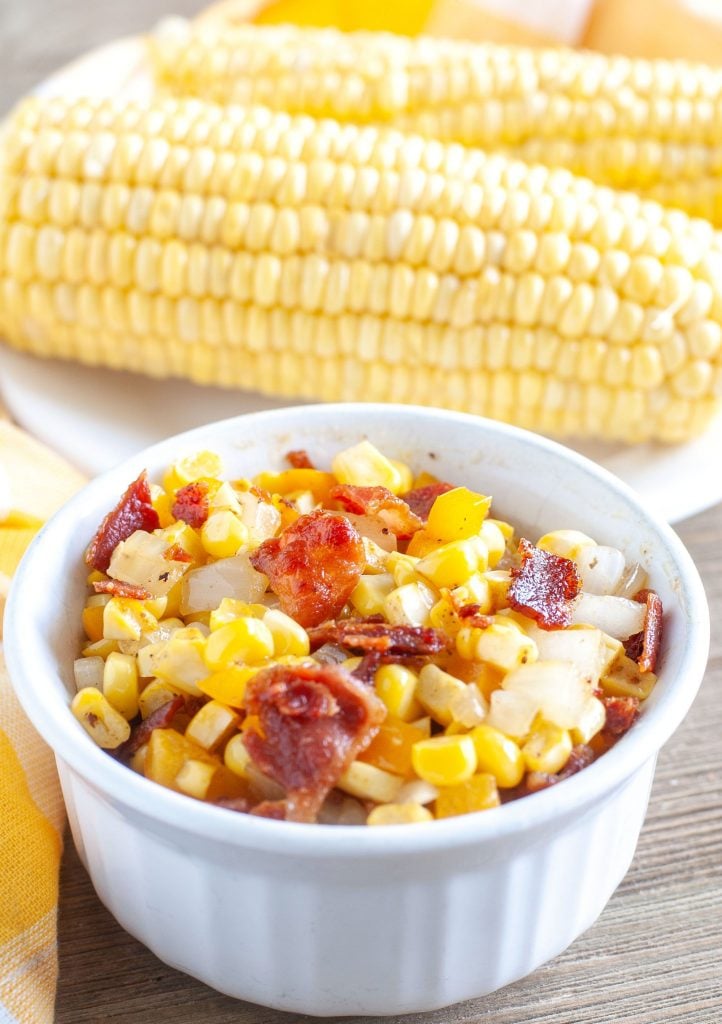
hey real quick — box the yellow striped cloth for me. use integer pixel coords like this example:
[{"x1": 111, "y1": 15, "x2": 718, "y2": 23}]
[{"x1": 0, "y1": 420, "x2": 84, "y2": 1024}]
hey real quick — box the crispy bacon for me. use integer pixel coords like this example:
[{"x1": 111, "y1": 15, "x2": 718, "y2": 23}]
[
  {"x1": 286, "y1": 449, "x2": 315, "y2": 470},
  {"x1": 624, "y1": 589, "x2": 663, "y2": 674},
  {"x1": 163, "y1": 542, "x2": 193, "y2": 563},
  {"x1": 93, "y1": 579, "x2": 151, "y2": 601},
  {"x1": 171, "y1": 481, "x2": 211, "y2": 528},
  {"x1": 249, "y1": 510, "x2": 365, "y2": 628},
  {"x1": 115, "y1": 696, "x2": 186, "y2": 760},
  {"x1": 505, "y1": 744, "x2": 596, "y2": 799},
  {"x1": 400, "y1": 482, "x2": 454, "y2": 521},
  {"x1": 243, "y1": 663, "x2": 386, "y2": 822},
  {"x1": 85, "y1": 471, "x2": 160, "y2": 572},
  {"x1": 508, "y1": 538, "x2": 581, "y2": 630},
  {"x1": 602, "y1": 696, "x2": 640, "y2": 737},
  {"x1": 456, "y1": 602, "x2": 493, "y2": 630},
  {"x1": 329, "y1": 485, "x2": 422, "y2": 539},
  {"x1": 308, "y1": 619, "x2": 447, "y2": 657}
]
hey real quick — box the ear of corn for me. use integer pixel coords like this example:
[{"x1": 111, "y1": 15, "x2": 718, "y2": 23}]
[
  {"x1": 149, "y1": 22, "x2": 722, "y2": 226},
  {"x1": 1, "y1": 94, "x2": 721, "y2": 442}
]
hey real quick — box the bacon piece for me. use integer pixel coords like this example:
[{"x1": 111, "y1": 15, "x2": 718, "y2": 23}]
[
  {"x1": 93, "y1": 579, "x2": 151, "y2": 601},
  {"x1": 504, "y1": 744, "x2": 596, "y2": 800},
  {"x1": 243, "y1": 663, "x2": 386, "y2": 823},
  {"x1": 85, "y1": 471, "x2": 160, "y2": 572},
  {"x1": 455, "y1": 602, "x2": 494, "y2": 630},
  {"x1": 286, "y1": 449, "x2": 315, "y2": 470},
  {"x1": 171, "y1": 480, "x2": 211, "y2": 528},
  {"x1": 249, "y1": 510, "x2": 364, "y2": 628},
  {"x1": 602, "y1": 696, "x2": 640, "y2": 737},
  {"x1": 308, "y1": 619, "x2": 447, "y2": 657},
  {"x1": 507, "y1": 538, "x2": 581, "y2": 630},
  {"x1": 400, "y1": 482, "x2": 454, "y2": 521},
  {"x1": 163, "y1": 542, "x2": 193, "y2": 563},
  {"x1": 624, "y1": 589, "x2": 663, "y2": 674},
  {"x1": 330, "y1": 484, "x2": 422, "y2": 539},
  {"x1": 114, "y1": 696, "x2": 186, "y2": 760}
]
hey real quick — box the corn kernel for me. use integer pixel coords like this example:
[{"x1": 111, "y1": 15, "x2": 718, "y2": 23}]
[
  {"x1": 129, "y1": 744, "x2": 148, "y2": 775},
  {"x1": 144, "y1": 634, "x2": 207, "y2": 694},
  {"x1": 406, "y1": 529, "x2": 443, "y2": 558},
  {"x1": 71, "y1": 687, "x2": 131, "y2": 749},
  {"x1": 102, "y1": 651, "x2": 139, "y2": 720},
  {"x1": 456, "y1": 619, "x2": 538, "y2": 672},
  {"x1": 185, "y1": 699, "x2": 239, "y2": 751},
  {"x1": 144, "y1": 727, "x2": 217, "y2": 791},
  {"x1": 374, "y1": 664, "x2": 422, "y2": 722},
  {"x1": 427, "y1": 487, "x2": 491, "y2": 541},
  {"x1": 350, "y1": 573, "x2": 395, "y2": 616},
  {"x1": 103, "y1": 597, "x2": 158, "y2": 641},
  {"x1": 601, "y1": 654, "x2": 657, "y2": 700},
  {"x1": 383, "y1": 581, "x2": 436, "y2": 626},
  {"x1": 482, "y1": 570, "x2": 512, "y2": 610},
  {"x1": 157, "y1": 521, "x2": 205, "y2": 563},
  {"x1": 435, "y1": 773, "x2": 500, "y2": 818},
  {"x1": 224, "y1": 733, "x2": 252, "y2": 778},
  {"x1": 416, "y1": 537, "x2": 487, "y2": 589},
  {"x1": 480, "y1": 520, "x2": 507, "y2": 567},
  {"x1": 332, "y1": 441, "x2": 404, "y2": 493},
  {"x1": 205, "y1": 616, "x2": 274, "y2": 670},
  {"x1": 389, "y1": 459, "x2": 413, "y2": 494},
  {"x1": 469, "y1": 724, "x2": 525, "y2": 787},
  {"x1": 412, "y1": 735, "x2": 478, "y2": 787},
  {"x1": 151, "y1": 485, "x2": 174, "y2": 528},
  {"x1": 175, "y1": 758, "x2": 217, "y2": 799},
  {"x1": 386, "y1": 551, "x2": 421, "y2": 587},
  {"x1": 82, "y1": 638, "x2": 120, "y2": 659},
  {"x1": 254, "y1": 469, "x2": 336, "y2": 505},
  {"x1": 571, "y1": 695, "x2": 607, "y2": 744},
  {"x1": 536, "y1": 529, "x2": 596, "y2": 561},
  {"x1": 209, "y1": 597, "x2": 265, "y2": 631},
  {"x1": 163, "y1": 450, "x2": 222, "y2": 492},
  {"x1": 200, "y1": 510, "x2": 249, "y2": 559},
  {"x1": 337, "y1": 761, "x2": 404, "y2": 803},
  {"x1": 262, "y1": 608, "x2": 310, "y2": 656},
  {"x1": 522, "y1": 721, "x2": 573, "y2": 774},
  {"x1": 396, "y1": 778, "x2": 438, "y2": 804},
  {"x1": 367, "y1": 803, "x2": 433, "y2": 825},
  {"x1": 198, "y1": 664, "x2": 261, "y2": 706},
  {"x1": 361, "y1": 536, "x2": 390, "y2": 573},
  {"x1": 138, "y1": 678, "x2": 184, "y2": 719},
  {"x1": 450, "y1": 572, "x2": 493, "y2": 613},
  {"x1": 416, "y1": 664, "x2": 468, "y2": 727},
  {"x1": 82, "y1": 596, "x2": 106, "y2": 642}
]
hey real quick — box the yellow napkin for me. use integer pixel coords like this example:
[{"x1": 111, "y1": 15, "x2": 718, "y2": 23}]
[{"x1": 0, "y1": 419, "x2": 85, "y2": 1023}]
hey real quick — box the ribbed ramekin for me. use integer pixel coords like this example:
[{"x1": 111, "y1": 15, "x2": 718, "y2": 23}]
[{"x1": 5, "y1": 405, "x2": 710, "y2": 1016}]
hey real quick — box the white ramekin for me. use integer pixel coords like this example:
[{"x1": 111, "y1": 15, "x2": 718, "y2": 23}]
[{"x1": 5, "y1": 405, "x2": 710, "y2": 1016}]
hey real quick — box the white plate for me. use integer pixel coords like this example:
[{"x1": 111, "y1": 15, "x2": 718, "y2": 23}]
[{"x1": 1, "y1": 34, "x2": 721, "y2": 523}]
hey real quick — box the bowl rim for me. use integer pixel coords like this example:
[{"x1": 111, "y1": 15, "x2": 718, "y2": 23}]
[{"x1": 5, "y1": 403, "x2": 710, "y2": 857}]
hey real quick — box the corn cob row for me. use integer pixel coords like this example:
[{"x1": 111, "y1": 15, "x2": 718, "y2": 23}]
[
  {"x1": 149, "y1": 23, "x2": 722, "y2": 224},
  {"x1": 1, "y1": 96, "x2": 721, "y2": 442}
]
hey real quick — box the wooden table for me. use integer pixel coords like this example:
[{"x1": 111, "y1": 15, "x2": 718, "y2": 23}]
[{"x1": 3, "y1": 4, "x2": 721, "y2": 1021}]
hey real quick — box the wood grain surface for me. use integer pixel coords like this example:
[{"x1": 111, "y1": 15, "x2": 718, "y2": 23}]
[{"x1": 2, "y1": 4, "x2": 721, "y2": 1022}]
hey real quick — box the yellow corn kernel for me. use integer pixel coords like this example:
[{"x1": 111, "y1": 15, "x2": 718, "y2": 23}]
[
  {"x1": 200, "y1": 510, "x2": 249, "y2": 559},
  {"x1": 144, "y1": 727, "x2": 218, "y2": 791},
  {"x1": 82, "y1": 597, "x2": 107, "y2": 642},
  {"x1": 103, "y1": 597, "x2": 158, "y2": 641},
  {"x1": 389, "y1": 459, "x2": 413, "y2": 494},
  {"x1": 426, "y1": 487, "x2": 491, "y2": 542},
  {"x1": 479, "y1": 520, "x2": 507, "y2": 568},
  {"x1": 601, "y1": 654, "x2": 657, "y2": 700},
  {"x1": 405, "y1": 529, "x2": 444, "y2": 558},
  {"x1": 82, "y1": 637, "x2": 120, "y2": 659},
  {"x1": 164, "y1": 579, "x2": 183, "y2": 618},
  {"x1": 416, "y1": 537, "x2": 487, "y2": 589},
  {"x1": 174, "y1": 758, "x2": 217, "y2": 799},
  {"x1": 435, "y1": 773, "x2": 500, "y2": 818},
  {"x1": 102, "y1": 651, "x2": 139, "y2": 720},
  {"x1": 488, "y1": 518, "x2": 514, "y2": 541},
  {"x1": 350, "y1": 573, "x2": 395, "y2": 616},
  {"x1": 150, "y1": 484, "x2": 174, "y2": 528},
  {"x1": 367, "y1": 802, "x2": 433, "y2": 825},
  {"x1": 386, "y1": 552, "x2": 422, "y2": 587},
  {"x1": 429, "y1": 592, "x2": 460, "y2": 635},
  {"x1": 144, "y1": 595, "x2": 168, "y2": 620},
  {"x1": 571, "y1": 695, "x2": 607, "y2": 744},
  {"x1": 410, "y1": 715, "x2": 432, "y2": 738},
  {"x1": 469, "y1": 724, "x2": 525, "y2": 788},
  {"x1": 337, "y1": 761, "x2": 404, "y2": 803},
  {"x1": 536, "y1": 529, "x2": 596, "y2": 561},
  {"x1": 450, "y1": 572, "x2": 494, "y2": 614},
  {"x1": 254, "y1": 468, "x2": 336, "y2": 505},
  {"x1": 262, "y1": 609, "x2": 310, "y2": 657},
  {"x1": 157, "y1": 521, "x2": 205, "y2": 563},
  {"x1": 143, "y1": 633, "x2": 207, "y2": 694},
  {"x1": 332, "y1": 440, "x2": 403, "y2": 493},
  {"x1": 209, "y1": 597, "x2": 265, "y2": 631},
  {"x1": 129, "y1": 744, "x2": 148, "y2": 775},
  {"x1": 224, "y1": 733, "x2": 252, "y2": 778},
  {"x1": 415, "y1": 664, "x2": 468, "y2": 727},
  {"x1": 456, "y1": 619, "x2": 538, "y2": 672},
  {"x1": 71, "y1": 687, "x2": 131, "y2": 749},
  {"x1": 483, "y1": 570, "x2": 512, "y2": 611},
  {"x1": 204, "y1": 616, "x2": 275, "y2": 670},
  {"x1": 383, "y1": 580, "x2": 436, "y2": 626},
  {"x1": 361, "y1": 536, "x2": 390, "y2": 574},
  {"x1": 163, "y1": 450, "x2": 222, "y2": 493},
  {"x1": 374, "y1": 664, "x2": 422, "y2": 722},
  {"x1": 185, "y1": 699, "x2": 239, "y2": 751},
  {"x1": 522, "y1": 721, "x2": 573, "y2": 774},
  {"x1": 138, "y1": 678, "x2": 184, "y2": 719},
  {"x1": 412, "y1": 734, "x2": 478, "y2": 787},
  {"x1": 198, "y1": 664, "x2": 261, "y2": 707}
]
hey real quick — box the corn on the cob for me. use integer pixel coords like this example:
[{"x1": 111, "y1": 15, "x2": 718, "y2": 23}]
[
  {"x1": 2, "y1": 96, "x2": 722, "y2": 442},
  {"x1": 149, "y1": 22, "x2": 722, "y2": 225}
]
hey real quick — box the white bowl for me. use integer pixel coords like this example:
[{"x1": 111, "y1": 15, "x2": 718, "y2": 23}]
[{"x1": 5, "y1": 404, "x2": 710, "y2": 1016}]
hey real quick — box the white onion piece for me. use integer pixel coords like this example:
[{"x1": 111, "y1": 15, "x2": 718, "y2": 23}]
[
  {"x1": 318, "y1": 791, "x2": 367, "y2": 826},
  {"x1": 486, "y1": 689, "x2": 538, "y2": 738},
  {"x1": 396, "y1": 779, "x2": 439, "y2": 806},
  {"x1": 449, "y1": 683, "x2": 488, "y2": 728},
  {"x1": 108, "y1": 530, "x2": 188, "y2": 596},
  {"x1": 313, "y1": 643, "x2": 347, "y2": 665},
  {"x1": 180, "y1": 553, "x2": 268, "y2": 615},
  {"x1": 73, "y1": 656, "x2": 104, "y2": 691},
  {"x1": 341, "y1": 513, "x2": 398, "y2": 552},
  {"x1": 571, "y1": 592, "x2": 646, "y2": 640},
  {"x1": 503, "y1": 660, "x2": 590, "y2": 730},
  {"x1": 529, "y1": 625, "x2": 608, "y2": 688},
  {"x1": 575, "y1": 545, "x2": 626, "y2": 596},
  {"x1": 615, "y1": 562, "x2": 649, "y2": 599},
  {"x1": 235, "y1": 491, "x2": 281, "y2": 540}
]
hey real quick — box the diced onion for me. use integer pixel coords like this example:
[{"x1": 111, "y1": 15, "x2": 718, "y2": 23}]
[
  {"x1": 73, "y1": 656, "x2": 104, "y2": 691},
  {"x1": 180, "y1": 553, "x2": 268, "y2": 615},
  {"x1": 313, "y1": 643, "x2": 348, "y2": 665},
  {"x1": 341, "y1": 513, "x2": 398, "y2": 552},
  {"x1": 615, "y1": 562, "x2": 649, "y2": 600},
  {"x1": 576, "y1": 545, "x2": 626, "y2": 596},
  {"x1": 503, "y1": 661, "x2": 590, "y2": 730},
  {"x1": 396, "y1": 779, "x2": 439, "y2": 805},
  {"x1": 486, "y1": 689, "x2": 538, "y2": 739},
  {"x1": 318, "y1": 791, "x2": 367, "y2": 825},
  {"x1": 570, "y1": 593, "x2": 646, "y2": 640}
]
